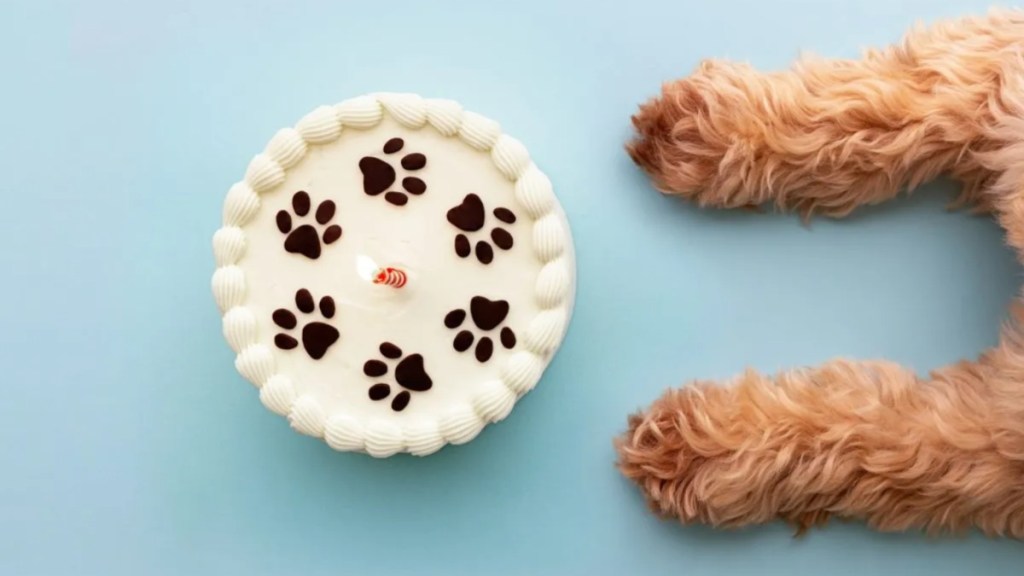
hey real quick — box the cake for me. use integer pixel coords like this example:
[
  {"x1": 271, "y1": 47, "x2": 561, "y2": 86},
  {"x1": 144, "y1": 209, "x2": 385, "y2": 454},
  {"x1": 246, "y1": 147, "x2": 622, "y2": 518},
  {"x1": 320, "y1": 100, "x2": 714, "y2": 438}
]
[{"x1": 211, "y1": 93, "x2": 576, "y2": 457}]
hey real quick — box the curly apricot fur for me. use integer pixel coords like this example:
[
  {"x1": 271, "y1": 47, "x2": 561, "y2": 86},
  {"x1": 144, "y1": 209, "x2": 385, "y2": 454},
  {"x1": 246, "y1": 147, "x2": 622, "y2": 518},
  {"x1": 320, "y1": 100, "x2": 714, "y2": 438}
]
[{"x1": 619, "y1": 9, "x2": 1024, "y2": 537}]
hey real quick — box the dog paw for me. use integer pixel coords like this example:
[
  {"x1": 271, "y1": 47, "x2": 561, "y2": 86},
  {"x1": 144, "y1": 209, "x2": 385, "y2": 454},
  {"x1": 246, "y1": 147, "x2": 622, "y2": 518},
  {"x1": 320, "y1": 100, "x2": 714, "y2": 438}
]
[{"x1": 627, "y1": 66, "x2": 738, "y2": 199}]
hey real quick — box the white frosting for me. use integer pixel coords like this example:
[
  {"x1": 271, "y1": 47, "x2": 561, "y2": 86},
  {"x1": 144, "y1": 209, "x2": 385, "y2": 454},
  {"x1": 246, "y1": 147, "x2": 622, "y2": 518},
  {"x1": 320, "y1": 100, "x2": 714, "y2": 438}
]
[
  {"x1": 223, "y1": 183, "x2": 260, "y2": 226},
  {"x1": 472, "y1": 379, "x2": 517, "y2": 423},
  {"x1": 212, "y1": 94, "x2": 576, "y2": 457},
  {"x1": 222, "y1": 306, "x2": 257, "y2": 352},
  {"x1": 265, "y1": 128, "x2": 308, "y2": 169},
  {"x1": 440, "y1": 405, "x2": 485, "y2": 445},
  {"x1": 295, "y1": 106, "x2": 342, "y2": 144},
  {"x1": 235, "y1": 344, "x2": 275, "y2": 387},
  {"x1": 502, "y1": 351, "x2": 544, "y2": 395},
  {"x1": 458, "y1": 112, "x2": 501, "y2": 150},
  {"x1": 514, "y1": 165, "x2": 556, "y2": 218},
  {"x1": 334, "y1": 96, "x2": 383, "y2": 129},
  {"x1": 403, "y1": 420, "x2": 446, "y2": 456},
  {"x1": 364, "y1": 420, "x2": 404, "y2": 458},
  {"x1": 535, "y1": 259, "x2": 571, "y2": 308},
  {"x1": 376, "y1": 92, "x2": 428, "y2": 129},
  {"x1": 289, "y1": 395, "x2": 327, "y2": 438},
  {"x1": 260, "y1": 375, "x2": 297, "y2": 416},
  {"x1": 425, "y1": 99, "x2": 464, "y2": 136},
  {"x1": 213, "y1": 226, "x2": 246, "y2": 266},
  {"x1": 524, "y1": 309, "x2": 568, "y2": 355},
  {"x1": 212, "y1": 265, "x2": 245, "y2": 311},
  {"x1": 532, "y1": 214, "x2": 567, "y2": 262},
  {"x1": 244, "y1": 154, "x2": 285, "y2": 193},
  {"x1": 491, "y1": 135, "x2": 531, "y2": 181},
  {"x1": 324, "y1": 416, "x2": 365, "y2": 451}
]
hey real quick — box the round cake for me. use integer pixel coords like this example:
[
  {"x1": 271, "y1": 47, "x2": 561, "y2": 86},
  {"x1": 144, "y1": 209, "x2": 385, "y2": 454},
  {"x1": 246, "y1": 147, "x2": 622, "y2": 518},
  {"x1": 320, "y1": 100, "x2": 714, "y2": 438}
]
[{"x1": 211, "y1": 93, "x2": 576, "y2": 457}]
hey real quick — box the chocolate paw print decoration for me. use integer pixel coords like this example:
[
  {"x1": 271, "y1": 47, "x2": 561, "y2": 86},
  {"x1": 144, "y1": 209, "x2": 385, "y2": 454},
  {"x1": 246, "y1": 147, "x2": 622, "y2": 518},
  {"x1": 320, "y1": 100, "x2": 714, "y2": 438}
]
[
  {"x1": 446, "y1": 193, "x2": 515, "y2": 264},
  {"x1": 358, "y1": 138, "x2": 427, "y2": 206},
  {"x1": 277, "y1": 191, "x2": 342, "y2": 259},
  {"x1": 273, "y1": 289, "x2": 340, "y2": 360},
  {"x1": 445, "y1": 296, "x2": 516, "y2": 363},
  {"x1": 363, "y1": 342, "x2": 433, "y2": 412}
]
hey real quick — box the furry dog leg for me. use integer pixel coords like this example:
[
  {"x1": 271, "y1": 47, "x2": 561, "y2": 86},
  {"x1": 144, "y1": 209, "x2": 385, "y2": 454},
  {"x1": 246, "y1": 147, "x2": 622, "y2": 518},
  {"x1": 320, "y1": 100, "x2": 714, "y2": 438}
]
[
  {"x1": 617, "y1": 340, "x2": 1024, "y2": 536},
  {"x1": 626, "y1": 12, "x2": 1024, "y2": 216},
  {"x1": 619, "y1": 9, "x2": 1024, "y2": 536}
]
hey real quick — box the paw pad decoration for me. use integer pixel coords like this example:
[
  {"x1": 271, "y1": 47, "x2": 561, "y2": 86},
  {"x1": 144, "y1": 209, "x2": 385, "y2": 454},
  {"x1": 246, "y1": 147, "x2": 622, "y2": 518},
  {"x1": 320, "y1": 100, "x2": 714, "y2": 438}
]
[
  {"x1": 277, "y1": 191, "x2": 343, "y2": 259},
  {"x1": 273, "y1": 289, "x2": 339, "y2": 360},
  {"x1": 358, "y1": 137, "x2": 427, "y2": 206},
  {"x1": 213, "y1": 93, "x2": 574, "y2": 457},
  {"x1": 446, "y1": 193, "x2": 515, "y2": 264},
  {"x1": 363, "y1": 342, "x2": 433, "y2": 412},
  {"x1": 445, "y1": 296, "x2": 516, "y2": 363}
]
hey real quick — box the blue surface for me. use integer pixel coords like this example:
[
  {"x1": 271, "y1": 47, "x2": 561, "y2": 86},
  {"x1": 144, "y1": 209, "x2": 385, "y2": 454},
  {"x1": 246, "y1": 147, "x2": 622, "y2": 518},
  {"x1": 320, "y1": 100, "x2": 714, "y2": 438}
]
[{"x1": 3, "y1": 0, "x2": 1023, "y2": 574}]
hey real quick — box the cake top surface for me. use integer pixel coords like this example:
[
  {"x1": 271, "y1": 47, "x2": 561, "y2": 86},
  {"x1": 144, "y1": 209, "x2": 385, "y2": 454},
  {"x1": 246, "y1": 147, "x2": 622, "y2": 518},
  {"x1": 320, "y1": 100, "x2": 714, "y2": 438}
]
[{"x1": 213, "y1": 93, "x2": 575, "y2": 457}]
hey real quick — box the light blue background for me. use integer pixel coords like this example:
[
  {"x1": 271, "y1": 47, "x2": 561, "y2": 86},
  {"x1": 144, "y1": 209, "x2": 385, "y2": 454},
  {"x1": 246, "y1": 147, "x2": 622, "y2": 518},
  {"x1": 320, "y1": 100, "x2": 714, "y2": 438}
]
[{"x1": 3, "y1": 0, "x2": 1023, "y2": 574}]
